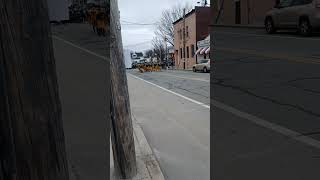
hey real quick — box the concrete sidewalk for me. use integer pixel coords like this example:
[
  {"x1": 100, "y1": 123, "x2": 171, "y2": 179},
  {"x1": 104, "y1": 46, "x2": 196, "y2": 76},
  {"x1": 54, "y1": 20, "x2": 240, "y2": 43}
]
[
  {"x1": 110, "y1": 116, "x2": 165, "y2": 180},
  {"x1": 126, "y1": 73, "x2": 210, "y2": 180}
]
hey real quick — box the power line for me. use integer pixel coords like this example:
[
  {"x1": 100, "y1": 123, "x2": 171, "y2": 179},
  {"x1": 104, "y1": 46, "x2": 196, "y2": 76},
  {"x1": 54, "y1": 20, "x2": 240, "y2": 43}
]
[
  {"x1": 120, "y1": 20, "x2": 156, "y2": 26},
  {"x1": 121, "y1": 23, "x2": 155, "y2": 26},
  {"x1": 122, "y1": 20, "x2": 155, "y2": 24},
  {"x1": 123, "y1": 40, "x2": 153, "y2": 47}
]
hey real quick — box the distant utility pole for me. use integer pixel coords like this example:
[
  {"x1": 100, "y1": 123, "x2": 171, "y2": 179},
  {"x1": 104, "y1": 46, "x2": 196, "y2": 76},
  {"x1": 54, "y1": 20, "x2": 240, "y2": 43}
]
[
  {"x1": 0, "y1": 0, "x2": 69, "y2": 179},
  {"x1": 183, "y1": 8, "x2": 186, "y2": 70},
  {"x1": 164, "y1": 37, "x2": 168, "y2": 69},
  {"x1": 110, "y1": 0, "x2": 137, "y2": 179}
]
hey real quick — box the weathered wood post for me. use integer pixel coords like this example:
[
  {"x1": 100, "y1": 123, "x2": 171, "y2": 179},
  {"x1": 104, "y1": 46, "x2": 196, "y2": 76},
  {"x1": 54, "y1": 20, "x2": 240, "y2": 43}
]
[
  {"x1": 110, "y1": 0, "x2": 137, "y2": 179},
  {"x1": 0, "y1": 0, "x2": 69, "y2": 179}
]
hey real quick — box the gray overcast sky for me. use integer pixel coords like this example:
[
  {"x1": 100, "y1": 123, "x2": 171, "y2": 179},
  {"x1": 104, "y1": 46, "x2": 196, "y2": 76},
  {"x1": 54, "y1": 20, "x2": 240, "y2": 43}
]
[{"x1": 119, "y1": 0, "x2": 211, "y2": 52}]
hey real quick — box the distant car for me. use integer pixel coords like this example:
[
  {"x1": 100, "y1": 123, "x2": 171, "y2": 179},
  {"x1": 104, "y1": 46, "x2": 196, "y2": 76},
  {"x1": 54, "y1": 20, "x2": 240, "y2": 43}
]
[
  {"x1": 193, "y1": 59, "x2": 210, "y2": 73},
  {"x1": 265, "y1": 0, "x2": 320, "y2": 36}
]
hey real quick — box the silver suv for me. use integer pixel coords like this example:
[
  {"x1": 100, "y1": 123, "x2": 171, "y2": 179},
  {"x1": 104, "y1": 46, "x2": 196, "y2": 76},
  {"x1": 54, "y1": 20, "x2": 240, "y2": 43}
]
[{"x1": 265, "y1": 0, "x2": 320, "y2": 36}]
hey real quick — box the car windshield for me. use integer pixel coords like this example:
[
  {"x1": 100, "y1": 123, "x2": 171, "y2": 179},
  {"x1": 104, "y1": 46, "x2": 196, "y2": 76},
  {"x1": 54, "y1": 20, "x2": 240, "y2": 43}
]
[{"x1": 200, "y1": 60, "x2": 209, "y2": 64}]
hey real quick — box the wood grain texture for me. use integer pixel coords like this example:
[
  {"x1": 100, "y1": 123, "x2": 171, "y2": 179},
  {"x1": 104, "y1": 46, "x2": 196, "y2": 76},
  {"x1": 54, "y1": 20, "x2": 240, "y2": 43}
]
[
  {"x1": 0, "y1": 0, "x2": 69, "y2": 179},
  {"x1": 110, "y1": 0, "x2": 137, "y2": 178}
]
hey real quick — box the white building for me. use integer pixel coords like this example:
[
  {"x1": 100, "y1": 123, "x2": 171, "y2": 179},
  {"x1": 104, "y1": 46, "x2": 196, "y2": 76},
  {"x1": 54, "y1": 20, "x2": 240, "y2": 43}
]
[{"x1": 195, "y1": 35, "x2": 210, "y2": 61}]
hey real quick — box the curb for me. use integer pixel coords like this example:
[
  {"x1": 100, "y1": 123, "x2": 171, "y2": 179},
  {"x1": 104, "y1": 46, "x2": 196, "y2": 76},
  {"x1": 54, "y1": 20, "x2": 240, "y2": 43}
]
[
  {"x1": 210, "y1": 24, "x2": 265, "y2": 29},
  {"x1": 110, "y1": 116, "x2": 165, "y2": 180},
  {"x1": 132, "y1": 116, "x2": 166, "y2": 180}
]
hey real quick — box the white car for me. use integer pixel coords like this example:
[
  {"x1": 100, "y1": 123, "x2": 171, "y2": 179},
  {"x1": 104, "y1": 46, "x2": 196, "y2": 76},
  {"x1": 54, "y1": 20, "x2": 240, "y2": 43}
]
[
  {"x1": 265, "y1": 0, "x2": 320, "y2": 36},
  {"x1": 193, "y1": 59, "x2": 210, "y2": 73}
]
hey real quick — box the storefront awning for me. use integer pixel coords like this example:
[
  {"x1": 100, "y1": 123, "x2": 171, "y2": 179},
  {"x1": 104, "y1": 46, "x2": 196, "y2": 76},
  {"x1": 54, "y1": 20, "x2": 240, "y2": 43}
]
[
  {"x1": 205, "y1": 47, "x2": 210, "y2": 54},
  {"x1": 195, "y1": 48, "x2": 203, "y2": 55},
  {"x1": 200, "y1": 47, "x2": 208, "y2": 55}
]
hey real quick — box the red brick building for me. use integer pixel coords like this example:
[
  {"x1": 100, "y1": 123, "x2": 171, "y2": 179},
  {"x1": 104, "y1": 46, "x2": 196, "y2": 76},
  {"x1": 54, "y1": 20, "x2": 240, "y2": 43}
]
[
  {"x1": 173, "y1": 6, "x2": 212, "y2": 70},
  {"x1": 212, "y1": 0, "x2": 276, "y2": 25}
]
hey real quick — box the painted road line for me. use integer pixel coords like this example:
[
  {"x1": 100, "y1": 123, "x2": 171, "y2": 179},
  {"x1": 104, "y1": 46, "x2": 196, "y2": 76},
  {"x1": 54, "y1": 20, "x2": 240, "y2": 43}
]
[
  {"x1": 212, "y1": 99, "x2": 320, "y2": 150},
  {"x1": 52, "y1": 35, "x2": 108, "y2": 61},
  {"x1": 214, "y1": 31, "x2": 320, "y2": 41},
  {"x1": 128, "y1": 74, "x2": 210, "y2": 109},
  {"x1": 157, "y1": 73, "x2": 210, "y2": 82}
]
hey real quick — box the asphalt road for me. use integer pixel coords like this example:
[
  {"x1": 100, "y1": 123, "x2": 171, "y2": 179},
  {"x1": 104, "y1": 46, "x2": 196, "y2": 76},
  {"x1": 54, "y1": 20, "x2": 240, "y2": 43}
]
[
  {"x1": 51, "y1": 23, "x2": 108, "y2": 180},
  {"x1": 212, "y1": 27, "x2": 320, "y2": 179},
  {"x1": 127, "y1": 69, "x2": 210, "y2": 106}
]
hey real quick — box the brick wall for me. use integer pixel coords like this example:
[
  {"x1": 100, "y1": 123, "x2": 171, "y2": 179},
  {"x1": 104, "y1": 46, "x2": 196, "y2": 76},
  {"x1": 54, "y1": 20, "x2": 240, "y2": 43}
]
[
  {"x1": 173, "y1": 7, "x2": 211, "y2": 70},
  {"x1": 174, "y1": 12, "x2": 197, "y2": 69}
]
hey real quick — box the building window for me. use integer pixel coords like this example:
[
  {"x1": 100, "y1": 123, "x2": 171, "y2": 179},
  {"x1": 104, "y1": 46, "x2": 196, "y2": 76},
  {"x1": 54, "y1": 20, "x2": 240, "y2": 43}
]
[
  {"x1": 183, "y1": 47, "x2": 186, "y2": 58},
  {"x1": 186, "y1": 46, "x2": 189, "y2": 58},
  {"x1": 191, "y1": 44, "x2": 195, "y2": 57},
  {"x1": 204, "y1": 54, "x2": 207, "y2": 59},
  {"x1": 180, "y1": 48, "x2": 182, "y2": 58},
  {"x1": 186, "y1": 26, "x2": 189, "y2": 37}
]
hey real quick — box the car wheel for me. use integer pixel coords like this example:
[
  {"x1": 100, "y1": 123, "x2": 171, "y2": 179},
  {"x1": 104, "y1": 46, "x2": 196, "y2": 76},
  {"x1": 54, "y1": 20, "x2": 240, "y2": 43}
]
[
  {"x1": 193, "y1": 67, "x2": 196, "y2": 72},
  {"x1": 203, "y1": 67, "x2": 208, "y2": 73},
  {"x1": 265, "y1": 17, "x2": 276, "y2": 34},
  {"x1": 299, "y1": 18, "x2": 312, "y2": 37}
]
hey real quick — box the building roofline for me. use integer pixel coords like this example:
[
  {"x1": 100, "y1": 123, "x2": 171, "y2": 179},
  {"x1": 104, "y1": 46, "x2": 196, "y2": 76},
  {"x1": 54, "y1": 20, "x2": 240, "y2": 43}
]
[
  {"x1": 172, "y1": 9, "x2": 195, "y2": 25},
  {"x1": 172, "y1": 6, "x2": 211, "y2": 25}
]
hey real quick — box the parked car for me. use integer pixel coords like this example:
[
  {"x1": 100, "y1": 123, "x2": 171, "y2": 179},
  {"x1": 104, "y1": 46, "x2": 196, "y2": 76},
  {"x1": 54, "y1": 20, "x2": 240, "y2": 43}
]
[
  {"x1": 265, "y1": 0, "x2": 320, "y2": 36},
  {"x1": 193, "y1": 59, "x2": 210, "y2": 73}
]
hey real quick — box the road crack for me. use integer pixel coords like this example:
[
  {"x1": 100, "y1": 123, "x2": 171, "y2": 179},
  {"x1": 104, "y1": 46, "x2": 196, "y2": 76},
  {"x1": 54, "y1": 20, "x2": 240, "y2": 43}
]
[{"x1": 213, "y1": 78, "x2": 320, "y2": 118}]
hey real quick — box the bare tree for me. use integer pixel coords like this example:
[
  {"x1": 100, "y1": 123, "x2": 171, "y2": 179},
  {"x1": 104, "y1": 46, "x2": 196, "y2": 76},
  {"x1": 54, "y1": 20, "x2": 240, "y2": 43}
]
[
  {"x1": 151, "y1": 37, "x2": 165, "y2": 62},
  {"x1": 145, "y1": 49, "x2": 154, "y2": 58},
  {"x1": 155, "y1": 3, "x2": 192, "y2": 46}
]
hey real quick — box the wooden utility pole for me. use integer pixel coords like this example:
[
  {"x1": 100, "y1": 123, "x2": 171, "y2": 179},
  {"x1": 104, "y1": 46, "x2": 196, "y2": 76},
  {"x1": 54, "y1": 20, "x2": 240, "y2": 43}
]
[
  {"x1": 110, "y1": 0, "x2": 137, "y2": 179},
  {"x1": 0, "y1": 0, "x2": 69, "y2": 179}
]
